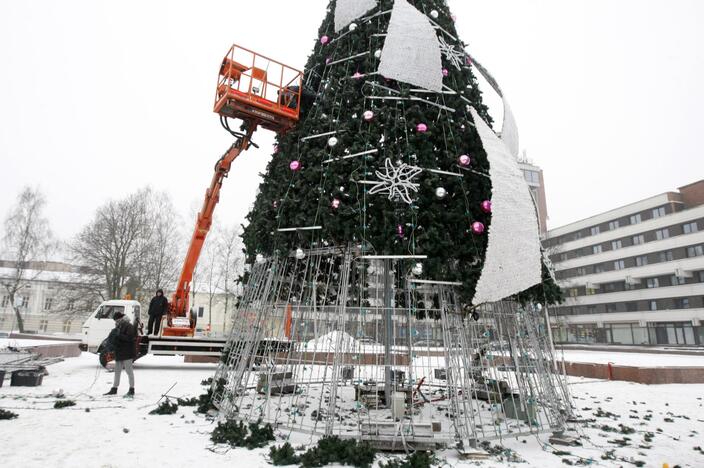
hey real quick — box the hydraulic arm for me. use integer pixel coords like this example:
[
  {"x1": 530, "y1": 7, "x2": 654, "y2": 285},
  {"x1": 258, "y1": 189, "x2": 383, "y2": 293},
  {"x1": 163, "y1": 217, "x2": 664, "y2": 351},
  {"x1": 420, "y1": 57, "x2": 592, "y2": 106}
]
[{"x1": 163, "y1": 127, "x2": 255, "y2": 337}]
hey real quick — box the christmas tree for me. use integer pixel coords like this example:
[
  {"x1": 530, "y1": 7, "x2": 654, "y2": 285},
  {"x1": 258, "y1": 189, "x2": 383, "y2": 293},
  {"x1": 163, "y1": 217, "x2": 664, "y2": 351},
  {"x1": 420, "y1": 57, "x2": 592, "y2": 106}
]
[{"x1": 240, "y1": 0, "x2": 561, "y2": 306}]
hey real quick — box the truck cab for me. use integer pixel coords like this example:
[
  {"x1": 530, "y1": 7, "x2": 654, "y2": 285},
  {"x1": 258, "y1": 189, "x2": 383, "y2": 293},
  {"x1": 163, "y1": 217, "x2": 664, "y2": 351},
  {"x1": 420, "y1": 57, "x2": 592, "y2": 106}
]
[{"x1": 80, "y1": 300, "x2": 142, "y2": 353}]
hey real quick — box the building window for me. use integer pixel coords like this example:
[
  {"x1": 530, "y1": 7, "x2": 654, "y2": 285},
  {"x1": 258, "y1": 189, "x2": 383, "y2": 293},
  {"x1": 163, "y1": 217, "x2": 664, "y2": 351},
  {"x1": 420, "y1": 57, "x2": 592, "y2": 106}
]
[
  {"x1": 683, "y1": 222, "x2": 698, "y2": 234},
  {"x1": 649, "y1": 300, "x2": 658, "y2": 311},
  {"x1": 44, "y1": 297, "x2": 53, "y2": 311},
  {"x1": 560, "y1": 253, "x2": 568, "y2": 262},
  {"x1": 39, "y1": 319, "x2": 49, "y2": 332},
  {"x1": 655, "y1": 228, "x2": 670, "y2": 241},
  {"x1": 523, "y1": 170, "x2": 540, "y2": 184},
  {"x1": 646, "y1": 278, "x2": 659, "y2": 289},
  {"x1": 587, "y1": 306, "x2": 597, "y2": 314},
  {"x1": 569, "y1": 289, "x2": 579, "y2": 298},
  {"x1": 574, "y1": 232, "x2": 582, "y2": 240},
  {"x1": 676, "y1": 298, "x2": 690, "y2": 309},
  {"x1": 614, "y1": 260, "x2": 625, "y2": 270},
  {"x1": 632, "y1": 234, "x2": 645, "y2": 245},
  {"x1": 593, "y1": 245, "x2": 603, "y2": 255},
  {"x1": 652, "y1": 207, "x2": 666, "y2": 219},
  {"x1": 0, "y1": 296, "x2": 8, "y2": 308},
  {"x1": 626, "y1": 302, "x2": 638, "y2": 312},
  {"x1": 687, "y1": 245, "x2": 704, "y2": 258},
  {"x1": 659, "y1": 251, "x2": 674, "y2": 262},
  {"x1": 62, "y1": 320, "x2": 72, "y2": 333},
  {"x1": 630, "y1": 214, "x2": 642, "y2": 225},
  {"x1": 20, "y1": 296, "x2": 29, "y2": 308},
  {"x1": 576, "y1": 267, "x2": 586, "y2": 276},
  {"x1": 198, "y1": 306, "x2": 205, "y2": 318},
  {"x1": 595, "y1": 264, "x2": 605, "y2": 274},
  {"x1": 590, "y1": 226, "x2": 600, "y2": 236},
  {"x1": 586, "y1": 287, "x2": 597, "y2": 296},
  {"x1": 700, "y1": 271, "x2": 704, "y2": 283},
  {"x1": 606, "y1": 303, "x2": 617, "y2": 313},
  {"x1": 67, "y1": 300, "x2": 75, "y2": 311},
  {"x1": 671, "y1": 275, "x2": 685, "y2": 286},
  {"x1": 609, "y1": 220, "x2": 620, "y2": 231},
  {"x1": 611, "y1": 240, "x2": 622, "y2": 250},
  {"x1": 636, "y1": 255, "x2": 648, "y2": 267}
]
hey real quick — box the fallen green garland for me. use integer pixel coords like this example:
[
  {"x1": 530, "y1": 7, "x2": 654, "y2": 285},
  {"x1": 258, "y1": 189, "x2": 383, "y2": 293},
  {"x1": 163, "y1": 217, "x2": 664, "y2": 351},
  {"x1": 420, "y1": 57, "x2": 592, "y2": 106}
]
[
  {"x1": 0, "y1": 409, "x2": 19, "y2": 420},
  {"x1": 54, "y1": 400, "x2": 76, "y2": 409},
  {"x1": 211, "y1": 419, "x2": 274, "y2": 449},
  {"x1": 149, "y1": 400, "x2": 178, "y2": 415}
]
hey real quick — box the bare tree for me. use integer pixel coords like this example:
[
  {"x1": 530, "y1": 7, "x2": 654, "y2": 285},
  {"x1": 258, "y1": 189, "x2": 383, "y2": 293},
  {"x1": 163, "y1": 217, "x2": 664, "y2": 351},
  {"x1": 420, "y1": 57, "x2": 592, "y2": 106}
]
[
  {"x1": 71, "y1": 188, "x2": 153, "y2": 300},
  {"x1": 0, "y1": 187, "x2": 55, "y2": 332},
  {"x1": 131, "y1": 191, "x2": 183, "y2": 302},
  {"x1": 217, "y1": 225, "x2": 244, "y2": 334},
  {"x1": 198, "y1": 226, "x2": 224, "y2": 331}
]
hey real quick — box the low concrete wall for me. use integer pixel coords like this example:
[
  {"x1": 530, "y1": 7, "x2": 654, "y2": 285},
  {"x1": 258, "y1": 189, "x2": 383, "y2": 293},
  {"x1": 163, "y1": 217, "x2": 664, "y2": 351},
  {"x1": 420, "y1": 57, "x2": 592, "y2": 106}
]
[
  {"x1": 563, "y1": 361, "x2": 704, "y2": 384},
  {"x1": 21, "y1": 343, "x2": 81, "y2": 359}
]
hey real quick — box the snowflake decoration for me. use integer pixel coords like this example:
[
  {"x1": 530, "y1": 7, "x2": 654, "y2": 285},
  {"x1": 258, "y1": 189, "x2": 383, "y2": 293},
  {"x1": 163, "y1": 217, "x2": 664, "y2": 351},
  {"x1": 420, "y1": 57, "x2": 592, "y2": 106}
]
[
  {"x1": 438, "y1": 35, "x2": 465, "y2": 71},
  {"x1": 368, "y1": 158, "x2": 422, "y2": 205}
]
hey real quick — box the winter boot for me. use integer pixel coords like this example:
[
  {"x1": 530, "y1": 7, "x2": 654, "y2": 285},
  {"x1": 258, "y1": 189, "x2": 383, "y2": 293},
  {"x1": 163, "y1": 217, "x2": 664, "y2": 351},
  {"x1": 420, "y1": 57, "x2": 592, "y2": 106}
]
[
  {"x1": 124, "y1": 388, "x2": 135, "y2": 398},
  {"x1": 104, "y1": 387, "x2": 117, "y2": 396}
]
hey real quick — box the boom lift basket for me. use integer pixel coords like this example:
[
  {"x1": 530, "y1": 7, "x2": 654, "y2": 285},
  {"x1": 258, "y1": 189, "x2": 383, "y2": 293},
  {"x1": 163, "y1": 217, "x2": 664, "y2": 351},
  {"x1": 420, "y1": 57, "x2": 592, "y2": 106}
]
[{"x1": 214, "y1": 44, "x2": 303, "y2": 133}]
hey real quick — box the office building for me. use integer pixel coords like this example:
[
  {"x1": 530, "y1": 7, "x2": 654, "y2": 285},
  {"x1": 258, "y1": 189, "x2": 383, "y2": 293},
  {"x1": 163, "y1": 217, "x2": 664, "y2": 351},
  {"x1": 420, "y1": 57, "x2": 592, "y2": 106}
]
[{"x1": 544, "y1": 180, "x2": 704, "y2": 346}]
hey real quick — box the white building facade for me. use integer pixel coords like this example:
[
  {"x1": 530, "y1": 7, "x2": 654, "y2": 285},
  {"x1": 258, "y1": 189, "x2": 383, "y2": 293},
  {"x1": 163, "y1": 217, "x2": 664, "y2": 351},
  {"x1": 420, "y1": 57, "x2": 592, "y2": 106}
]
[
  {"x1": 0, "y1": 262, "x2": 236, "y2": 337},
  {"x1": 544, "y1": 180, "x2": 704, "y2": 346}
]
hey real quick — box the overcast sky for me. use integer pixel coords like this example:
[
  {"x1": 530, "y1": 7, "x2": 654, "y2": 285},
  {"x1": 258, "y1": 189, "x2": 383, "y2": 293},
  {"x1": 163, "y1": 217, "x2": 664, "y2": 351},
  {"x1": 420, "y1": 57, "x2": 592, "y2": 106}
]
[{"x1": 1, "y1": 0, "x2": 703, "y2": 241}]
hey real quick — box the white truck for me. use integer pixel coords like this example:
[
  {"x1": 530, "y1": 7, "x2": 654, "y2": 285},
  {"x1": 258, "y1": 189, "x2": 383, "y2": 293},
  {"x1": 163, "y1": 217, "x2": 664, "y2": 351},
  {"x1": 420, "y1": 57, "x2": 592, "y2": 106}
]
[
  {"x1": 79, "y1": 299, "x2": 228, "y2": 367},
  {"x1": 79, "y1": 299, "x2": 291, "y2": 367}
]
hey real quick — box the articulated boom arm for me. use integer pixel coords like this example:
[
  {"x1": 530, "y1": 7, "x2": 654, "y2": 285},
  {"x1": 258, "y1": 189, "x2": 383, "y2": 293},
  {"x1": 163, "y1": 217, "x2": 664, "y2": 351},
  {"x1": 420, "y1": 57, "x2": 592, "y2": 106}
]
[{"x1": 167, "y1": 126, "x2": 255, "y2": 334}]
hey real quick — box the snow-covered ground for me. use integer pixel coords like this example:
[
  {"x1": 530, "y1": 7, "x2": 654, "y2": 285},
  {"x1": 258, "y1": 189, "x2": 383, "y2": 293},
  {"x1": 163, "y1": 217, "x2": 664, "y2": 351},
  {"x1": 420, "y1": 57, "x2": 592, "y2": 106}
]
[
  {"x1": 0, "y1": 338, "x2": 78, "y2": 348},
  {"x1": 555, "y1": 349, "x2": 704, "y2": 367},
  {"x1": 0, "y1": 353, "x2": 703, "y2": 467}
]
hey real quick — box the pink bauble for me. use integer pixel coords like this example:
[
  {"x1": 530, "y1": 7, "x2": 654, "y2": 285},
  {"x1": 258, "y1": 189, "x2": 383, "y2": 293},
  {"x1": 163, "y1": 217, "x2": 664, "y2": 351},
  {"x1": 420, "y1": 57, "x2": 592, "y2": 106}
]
[
  {"x1": 325, "y1": 57, "x2": 332, "y2": 65},
  {"x1": 273, "y1": 200, "x2": 278, "y2": 208},
  {"x1": 273, "y1": 145, "x2": 280, "y2": 154},
  {"x1": 353, "y1": 71, "x2": 363, "y2": 80},
  {"x1": 289, "y1": 160, "x2": 301, "y2": 171},
  {"x1": 397, "y1": 224, "x2": 404, "y2": 238},
  {"x1": 363, "y1": 110, "x2": 374, "y2": 121},
  {"x1": 416, "y1": 123, "x2": 428, "y2": 133},
  {"x1": 480, "y1": 200, "x2": 492, "y2": 213},
  {"x1": 320, "y1": 35, "x2": 329, "y2": 45},
  {"x1": 471, "y1": 221, "x2": 485, "y2": 235},
  {"x1": 458, "y1": 154, "x2": 471, "y2": 167},
  {"x1": 331, "y1": 199, "x2": 341, "y2": 209},
  {"x1": 442, "y1": 68, "x2": 449, "y2": 77},
  {"x1": 465, "y1": 55, "x2": 473, "y2": 66}
]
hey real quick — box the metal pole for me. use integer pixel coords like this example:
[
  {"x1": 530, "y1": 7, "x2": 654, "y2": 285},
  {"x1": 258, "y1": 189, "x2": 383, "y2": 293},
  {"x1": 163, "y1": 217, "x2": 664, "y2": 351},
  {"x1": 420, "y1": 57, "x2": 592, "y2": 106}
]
[{"x1": 383, "y1": 259, "x2": 393, "y2": 407}]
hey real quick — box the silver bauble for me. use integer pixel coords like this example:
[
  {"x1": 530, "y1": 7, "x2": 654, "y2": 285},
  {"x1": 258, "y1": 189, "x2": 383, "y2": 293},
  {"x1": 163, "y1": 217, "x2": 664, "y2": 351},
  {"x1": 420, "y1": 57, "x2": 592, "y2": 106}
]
[
  {"x1": 412, "y1": 262, "x2": 423, "y2": 276},
  {"x1": 328, "y1": 136, "x2": 338, "y2": 147},
  {"x1": 435, "y1": 187, "x2": 447, "y2": 199},
  {"x1": 295, "y1": 248, "x2": 306, "y2": 260}
]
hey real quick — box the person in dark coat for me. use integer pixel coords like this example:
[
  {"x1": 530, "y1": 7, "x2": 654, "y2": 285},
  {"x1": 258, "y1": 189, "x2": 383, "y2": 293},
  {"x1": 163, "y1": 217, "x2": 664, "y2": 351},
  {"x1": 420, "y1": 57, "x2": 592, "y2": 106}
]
[
  {"x1": 104, "y1": 311, "x2": 136, "y2": 397},
  {"x1": 147, "y1": 289, "x2": 169, "y2": 335}
]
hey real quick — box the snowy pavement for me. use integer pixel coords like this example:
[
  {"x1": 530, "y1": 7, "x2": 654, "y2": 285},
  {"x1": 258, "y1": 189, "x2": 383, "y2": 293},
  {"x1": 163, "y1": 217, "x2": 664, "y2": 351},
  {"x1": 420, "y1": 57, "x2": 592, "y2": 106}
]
[
  {"x1": 555, "y1": 349, "x2": 704, "y2": 367},
  {"x1": 0, "y1": 353, "x2": 703, "y2": 467}
]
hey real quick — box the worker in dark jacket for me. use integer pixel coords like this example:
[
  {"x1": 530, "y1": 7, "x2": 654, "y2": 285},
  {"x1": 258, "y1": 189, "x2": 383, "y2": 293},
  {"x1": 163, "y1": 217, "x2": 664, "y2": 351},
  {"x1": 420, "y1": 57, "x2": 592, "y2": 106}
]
[
  {"x1": 104, "y1": 311, "x2": 136, "y2": 397},
  {"x1": 147, "y1": 289, "x2": 169, "y2": 336}
]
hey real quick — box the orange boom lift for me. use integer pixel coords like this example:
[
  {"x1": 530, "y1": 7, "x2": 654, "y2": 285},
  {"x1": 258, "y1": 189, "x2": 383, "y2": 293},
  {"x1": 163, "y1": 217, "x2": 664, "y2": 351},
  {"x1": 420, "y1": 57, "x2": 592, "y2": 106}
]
[{"x1": 162, "y1": 44, "x2": 302, "y2": 337}]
